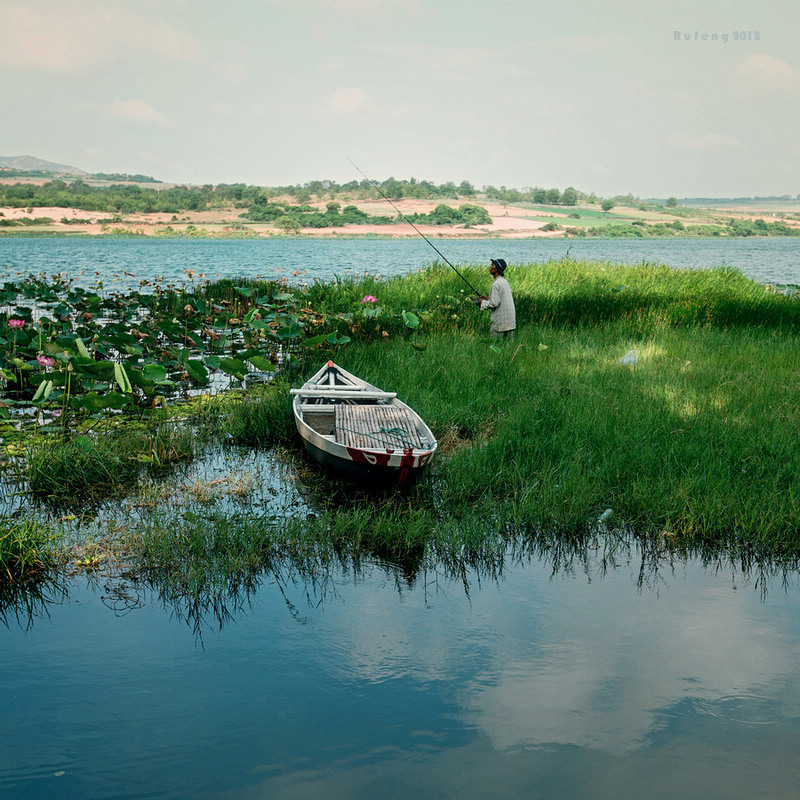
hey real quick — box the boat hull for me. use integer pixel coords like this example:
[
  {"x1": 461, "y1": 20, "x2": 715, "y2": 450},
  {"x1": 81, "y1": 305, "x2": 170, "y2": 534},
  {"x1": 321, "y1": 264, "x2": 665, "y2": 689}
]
[
  {"x1": 300, "y1": 436, "x2": 434, "y2": 484},
  {"x1": 292, "y1": 361, "x2": 437, "y2": 486}
]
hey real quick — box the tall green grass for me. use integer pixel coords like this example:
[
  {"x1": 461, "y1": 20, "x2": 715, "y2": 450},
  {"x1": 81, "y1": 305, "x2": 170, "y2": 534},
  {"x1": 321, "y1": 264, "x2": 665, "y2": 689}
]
[
  {"x1": 221, "y1": 380, "x2": 295, "y2": 447},
  {"x1": 210, "y1": 259, "x2": 800, "y2": 553},
  {"x1": 320, "y1": 317, "x2": 800, "y2": 551},
  {"x1": 299, "y1": 258, "x2": 800, "y2": 339}
]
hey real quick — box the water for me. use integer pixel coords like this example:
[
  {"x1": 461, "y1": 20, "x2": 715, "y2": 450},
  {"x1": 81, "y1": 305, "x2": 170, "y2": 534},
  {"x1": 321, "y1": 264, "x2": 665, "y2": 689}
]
[
  {"x1": 3, "y1": 545, "x2": 800, "y2": 799},
  {"x1": 1, "y1": 441, "x2": 309, "y2": 521},
  {"x1": 3, "y1": 236, "x2": 800, "y2": 798},
  {"x1": 1, "y1": 236, "x2": 799, "y2": 290}
]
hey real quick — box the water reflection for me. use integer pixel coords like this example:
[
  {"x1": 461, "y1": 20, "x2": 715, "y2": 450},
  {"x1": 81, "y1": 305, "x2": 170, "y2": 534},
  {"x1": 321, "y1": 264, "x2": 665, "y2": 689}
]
[
  {"x1": 0, "y1": 572, "x2": 69, "y2": 631},
  {"x1": 458, "y1": 556, "x2": 797, "y2": 755},
  {"x1": 3, "y1": 533, "x2": 800, "y2": 799},
  {"x1": 3, "y1": 528, "x2": 796, "y2": 636}
]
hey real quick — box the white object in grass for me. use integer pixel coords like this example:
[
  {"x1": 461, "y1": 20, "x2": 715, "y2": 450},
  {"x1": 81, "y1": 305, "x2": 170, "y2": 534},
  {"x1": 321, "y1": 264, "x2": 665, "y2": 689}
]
[{"x1": 618, "y1": 349, "x2": 638, "y2": 367}]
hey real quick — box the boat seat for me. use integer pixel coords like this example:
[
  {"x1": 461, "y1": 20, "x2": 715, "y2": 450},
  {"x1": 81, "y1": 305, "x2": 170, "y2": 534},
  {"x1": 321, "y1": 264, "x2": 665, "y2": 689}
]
[
  {"x1": 335, "y1": 404, "x2": 424, "y2": 450},
  {"x1": 302, "y1": 408, "x2": 337, "y2": 436}
]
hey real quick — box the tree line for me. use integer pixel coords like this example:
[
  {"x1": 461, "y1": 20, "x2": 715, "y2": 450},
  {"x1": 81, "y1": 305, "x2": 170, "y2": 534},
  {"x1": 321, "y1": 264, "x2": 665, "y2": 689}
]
[
  {"x1": 240, "y1": 200, "x2": 491, "y2": 230},
  {"x1": 0, "y1": 177, "x2": 596, "y2": 214}
]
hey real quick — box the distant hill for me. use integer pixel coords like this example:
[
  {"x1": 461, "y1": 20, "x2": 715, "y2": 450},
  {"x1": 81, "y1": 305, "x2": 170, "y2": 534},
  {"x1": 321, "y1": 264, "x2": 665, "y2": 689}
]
[{"x1": 0, "y1": 155, "x2": 88, "y2": 176}]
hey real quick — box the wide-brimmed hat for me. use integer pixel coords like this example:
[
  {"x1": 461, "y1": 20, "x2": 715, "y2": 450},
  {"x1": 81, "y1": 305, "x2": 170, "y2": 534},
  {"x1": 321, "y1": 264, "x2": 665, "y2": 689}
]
[{"x1": 490, "y1": 258, "x2": 507, "y2": 275}]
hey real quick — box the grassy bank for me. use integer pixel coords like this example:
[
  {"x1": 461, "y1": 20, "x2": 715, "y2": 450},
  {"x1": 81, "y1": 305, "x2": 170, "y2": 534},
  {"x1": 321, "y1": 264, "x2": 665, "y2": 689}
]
[
  {"x1": 2, "y1": 258, "x2": 799, "y2": 593},
  {"x1": 322, "y1": 321, "x2": 798, "y2": 548}
]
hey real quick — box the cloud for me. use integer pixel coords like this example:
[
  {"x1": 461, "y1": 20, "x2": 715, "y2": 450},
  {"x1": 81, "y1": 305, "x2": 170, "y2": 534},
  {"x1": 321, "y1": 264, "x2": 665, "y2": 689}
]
[
  {"x1": 620, "y1": 78, "x2": 658, "y2": 102},
  {"x1": 106, "y1": 99, "x2": 170, "y2": 126},
  {"x1": 209, "y1": 101, "x2": 238, "y2": 118},
  {"x1": 0, "y1": 5, "x2": 102, "y2": 72},
  {"x1": 141, "y1": 18, "x2": 202, "y2": 64},
  {"x1": 330, "y1": 0, "x2": 422, "y2": 11},
  {"x1": 329, "y1": 87, "x2": 369, "y2": 113},
  {"x1": 0, "y1": 2, "x2": 201, "y2": 73},
  {"x1": 665, "y1": 132, "x2": 744, "y2": 151},
  {"x1": 318, "y1": 57, "x2": 347, "y2": 80},
  {"x1": 360, "y1": 41, "x2": 525, "y2": 85},
  {"x1": 731, "y1": 53, "x2": 800, "y2": 100}
]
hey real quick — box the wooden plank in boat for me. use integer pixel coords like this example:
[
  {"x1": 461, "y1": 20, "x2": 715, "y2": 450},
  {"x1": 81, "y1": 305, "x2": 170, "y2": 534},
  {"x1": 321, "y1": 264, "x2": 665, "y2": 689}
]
[
  {"x1": 291, "y1": 388, "x2": 397, "y2": 400},
  {"x1": 335, "y1": 404, "x2": 423, "y2": 450}
]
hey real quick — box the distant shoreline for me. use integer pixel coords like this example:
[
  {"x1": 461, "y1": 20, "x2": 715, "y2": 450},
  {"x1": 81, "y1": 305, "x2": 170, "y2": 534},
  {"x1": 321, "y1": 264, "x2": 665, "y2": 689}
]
[
  {"x1": 2, "y1": 227, "x2": 798, "y2": 241},
  {"x1": 2, "y1": 195, "x2": 799, "y2": 239}
]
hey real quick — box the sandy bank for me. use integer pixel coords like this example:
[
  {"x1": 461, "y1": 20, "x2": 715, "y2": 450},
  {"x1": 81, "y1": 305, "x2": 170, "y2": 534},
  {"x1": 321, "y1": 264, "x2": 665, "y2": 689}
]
[{"x1": 0, "y1": 199, "x2": 573, "y2": 239}]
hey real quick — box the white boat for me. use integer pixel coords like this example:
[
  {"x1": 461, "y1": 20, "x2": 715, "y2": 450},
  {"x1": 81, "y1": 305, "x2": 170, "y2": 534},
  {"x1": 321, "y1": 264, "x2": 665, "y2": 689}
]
[{"x1": 290, "y1": 361, "x2": 438, "y2": 484}]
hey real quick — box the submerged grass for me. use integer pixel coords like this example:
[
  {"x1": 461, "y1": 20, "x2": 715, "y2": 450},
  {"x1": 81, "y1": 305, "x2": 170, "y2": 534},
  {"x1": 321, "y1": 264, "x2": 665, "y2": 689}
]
[
  {"x1": 27, "y1": 420, "x2": 197, "y2": 504},
  {"x1": 0, "y1": 518, "x2": 64, "y2": 582}
]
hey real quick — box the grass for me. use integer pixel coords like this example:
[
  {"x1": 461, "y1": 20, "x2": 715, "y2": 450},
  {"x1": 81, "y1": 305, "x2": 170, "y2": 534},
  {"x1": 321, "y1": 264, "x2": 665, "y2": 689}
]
[
  {"x1": 26, "y1": 420, "x2": 196, "y2": 504},
  {"x1": 299, "y1": 258, "x2": 800, "y2": 336},
  {"x1": 3, "y1": 257, "x2": 800, "y2": 601},
  {"x1": 221, "y1": 379, "x2": 296, "y2": 447},
  {"x1": 315, "y1": 320, "x2": 799, "y2": 549},
  {"x1": 0, "y1": 518, "x2": 64, "y2": 582},
  {"x1": 291, "y1": 257, "x2": 800, "y2": 552}
]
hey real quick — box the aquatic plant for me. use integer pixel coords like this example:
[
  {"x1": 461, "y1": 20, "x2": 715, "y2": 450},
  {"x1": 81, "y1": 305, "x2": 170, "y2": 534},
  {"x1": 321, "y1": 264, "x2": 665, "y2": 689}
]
[
  {"x1": 1, "y1": 274, "x2": 343, "y2": 428},
  {"x1": 222, "y1": 380, "x2": 296, "y2": 448},
  {"x1": 27, "y1": 421, "x2": 196, "y2": 503},
  {"x1": 0, "y1": 519, "x2": 63, "y2": 582}
]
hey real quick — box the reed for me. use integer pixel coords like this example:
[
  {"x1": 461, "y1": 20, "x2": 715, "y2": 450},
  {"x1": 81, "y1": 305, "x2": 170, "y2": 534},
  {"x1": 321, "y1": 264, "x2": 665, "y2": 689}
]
[
  {"x1": 132, "y1": 512, "x2": 271, "y2": 587},
  {"x1": 299, "y1": 258, "x2": 800, "y2": 338},
  {"x1": 126, "y1": 510, "x2": 343, "y2": 599},
  {"x1": 221, "y1": 380, "x2": 296, "y2": 447}
]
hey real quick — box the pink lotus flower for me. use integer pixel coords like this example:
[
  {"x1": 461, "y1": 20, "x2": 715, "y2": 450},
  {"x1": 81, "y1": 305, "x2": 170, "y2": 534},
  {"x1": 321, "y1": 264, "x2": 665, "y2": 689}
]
[
  {"x1": 8, "y1": 318, "x2": 25, "y2": 329},
  {"x1": 37, "y1": 354, "x2": 55, "y2": 368},
  {"x1": 361, "y1": 295, "x2": 378, "y2": 303}
]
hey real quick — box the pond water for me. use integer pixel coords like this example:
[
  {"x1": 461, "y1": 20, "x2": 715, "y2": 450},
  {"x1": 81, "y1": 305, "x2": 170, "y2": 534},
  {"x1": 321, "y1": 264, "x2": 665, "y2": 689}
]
[
  {"x1": 3, "y1": 543, "x2": 800, "y2": 799},
  {"x1": 1, "y1": 235, "x2": 800, "y2": 289}
]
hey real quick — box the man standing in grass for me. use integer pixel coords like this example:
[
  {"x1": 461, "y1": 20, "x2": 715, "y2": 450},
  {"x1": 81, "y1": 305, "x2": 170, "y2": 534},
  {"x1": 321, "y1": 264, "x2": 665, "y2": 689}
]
[{"x1": 478, "y1": 258, "x2": 516, "y2": 337}]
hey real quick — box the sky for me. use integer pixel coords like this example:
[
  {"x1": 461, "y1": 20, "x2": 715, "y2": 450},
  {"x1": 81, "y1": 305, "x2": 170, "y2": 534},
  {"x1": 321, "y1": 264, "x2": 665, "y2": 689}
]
[{"x1": 1, "y1": 0, "x2": 799, "y2": 198}]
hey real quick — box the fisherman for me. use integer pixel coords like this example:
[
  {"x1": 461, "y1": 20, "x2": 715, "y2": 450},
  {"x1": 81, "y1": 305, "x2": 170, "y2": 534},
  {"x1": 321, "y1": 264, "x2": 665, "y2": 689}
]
[{"x1": 477, "y1": 258, "x2": 516, "y2": 337}]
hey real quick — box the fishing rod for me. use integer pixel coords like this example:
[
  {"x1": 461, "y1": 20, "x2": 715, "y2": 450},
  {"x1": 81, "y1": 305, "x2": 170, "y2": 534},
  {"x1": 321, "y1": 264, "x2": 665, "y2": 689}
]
[{"x1": 347, "y1": 157, "x2": 481, "y2": 296}]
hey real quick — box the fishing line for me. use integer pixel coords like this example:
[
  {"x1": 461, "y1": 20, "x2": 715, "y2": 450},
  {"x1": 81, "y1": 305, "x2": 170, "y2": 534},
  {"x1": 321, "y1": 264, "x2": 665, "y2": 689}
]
[{"x1": 347, "y1": 157, "x2": 481, "y2": 296}]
